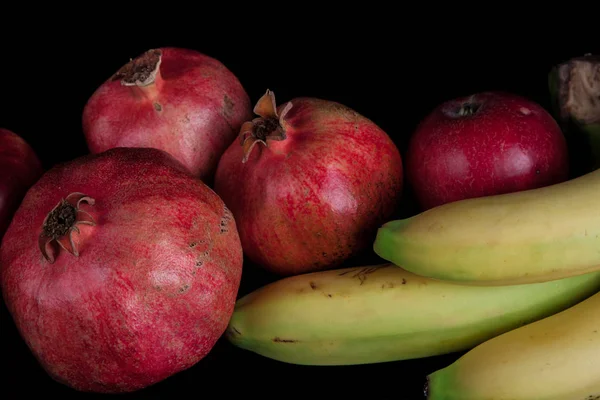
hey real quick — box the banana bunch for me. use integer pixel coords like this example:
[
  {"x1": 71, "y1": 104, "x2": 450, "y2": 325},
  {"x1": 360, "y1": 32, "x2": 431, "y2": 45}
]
[
  {"x1": 369, "y1": 152, "x2": 600, "y2": 397},
  {"x1": 226, "y1": 264, "x2": 600, "y2": 366}
]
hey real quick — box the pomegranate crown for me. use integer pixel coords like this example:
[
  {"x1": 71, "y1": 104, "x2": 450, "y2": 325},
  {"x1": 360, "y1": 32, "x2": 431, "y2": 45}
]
[
  {"x1": 239, "y1": 89, "x2": 293, "y2": 163},
  {"x1": 39, "y1": 192, "x2": 96, "y2": 263}
]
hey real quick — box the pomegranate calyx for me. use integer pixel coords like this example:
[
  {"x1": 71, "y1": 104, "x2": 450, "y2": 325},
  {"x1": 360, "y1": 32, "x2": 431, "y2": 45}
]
[
  {"x1": 113, "y1": 49, "x2": 163, "y2": 87},
  {"x1": 239, "y1": 89, "x2": 293, "y2": 163},
  {"x1": 39, "y1": 192, "x2": 96, "y2": 263}
]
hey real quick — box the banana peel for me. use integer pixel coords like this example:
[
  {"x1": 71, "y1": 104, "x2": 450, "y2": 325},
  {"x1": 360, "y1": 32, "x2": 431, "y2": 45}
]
[{"x1": 225, "y1": 264, "x2": 600, "y2": 366}]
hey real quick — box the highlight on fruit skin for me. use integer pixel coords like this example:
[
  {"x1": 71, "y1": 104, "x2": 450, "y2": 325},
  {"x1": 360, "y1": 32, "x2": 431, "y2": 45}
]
[
  {"x1": 373, "y1": 166, "x2": 600, "y2": 286},
  {"x1": 224, "y1": 263, "x2": 600, "y2": 366}
]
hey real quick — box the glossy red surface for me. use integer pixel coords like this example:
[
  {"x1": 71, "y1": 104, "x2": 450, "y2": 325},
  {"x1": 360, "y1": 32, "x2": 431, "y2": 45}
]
[{"x1": 406, "y1": 91, "x2": 569, "y2": 210}]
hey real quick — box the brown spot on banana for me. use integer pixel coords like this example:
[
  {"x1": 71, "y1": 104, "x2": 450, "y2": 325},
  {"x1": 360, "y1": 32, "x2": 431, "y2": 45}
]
[{"x1": 272, "y1": 337, "x2": 299, "y2": 343}]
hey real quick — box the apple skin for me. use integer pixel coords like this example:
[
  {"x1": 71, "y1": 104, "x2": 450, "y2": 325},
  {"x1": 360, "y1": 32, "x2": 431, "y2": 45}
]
[{"x1": 406, "y1": 91, "x2": 570, "y2": 211}]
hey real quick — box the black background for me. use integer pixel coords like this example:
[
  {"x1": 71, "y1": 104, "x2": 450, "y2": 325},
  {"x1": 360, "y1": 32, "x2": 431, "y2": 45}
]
[{"x1": 1, "y1": 19, "x2": 597, "y2": 399}]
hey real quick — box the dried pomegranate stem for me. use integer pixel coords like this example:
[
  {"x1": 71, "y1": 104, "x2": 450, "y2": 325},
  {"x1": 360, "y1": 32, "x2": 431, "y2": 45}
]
[
  {"x1": 112, "y1": 48, "x2": 164, "y2": 100},
  {"x1": 240, "y1": 89, "x2": 293, "y2": 163},
  {"x1": 39, "y1": 192, "x2": 96, "y2": 263}
]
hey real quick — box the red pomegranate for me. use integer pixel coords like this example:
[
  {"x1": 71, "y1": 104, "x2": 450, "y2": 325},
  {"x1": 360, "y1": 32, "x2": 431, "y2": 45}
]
[
  {"x1": 214, "y1": 90, "x2": 404, "y2": 276},
  {"x1": 0, "y1": 147, "x2": 243, "y2": 393},
  {"x1": 0, "y1": 128, "x2": 43, "y2": 240},
  {"x1": 81, "y1": 47, "x2": 252, "y2": 184}
]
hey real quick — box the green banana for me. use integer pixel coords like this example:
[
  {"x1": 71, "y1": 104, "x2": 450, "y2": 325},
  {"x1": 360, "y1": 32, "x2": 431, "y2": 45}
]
[
  {"x1": 373, "y1": 167, "x2": 600, "y2": 286},
  {"x1": 549, "y1": 53, "x2": 600, "y2": 173},
  {"x1": 225, "y1": 263, "x2": 600, "y2": 366},
  {"x1": 425, "y1": 290, "x2": 600, "y2": 400}
]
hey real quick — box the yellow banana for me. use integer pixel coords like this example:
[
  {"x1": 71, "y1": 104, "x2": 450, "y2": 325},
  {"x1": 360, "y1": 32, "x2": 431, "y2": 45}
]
[
  {"x1": 225, "y1": 264, "x2": 600, "y2": 365},
  {"x1": 373, "y1": 167, "x2": 600, "y2": 286},
  {"x1": 426, "y1": 290, "x2": 600, "y2": 400}
]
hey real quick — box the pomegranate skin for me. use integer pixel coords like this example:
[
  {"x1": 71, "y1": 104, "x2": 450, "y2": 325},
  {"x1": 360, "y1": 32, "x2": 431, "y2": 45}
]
[
  {"x1": 214, "y1": 92, "x2": 404, "y2": 276},
  {"x1": 82, "y1": 47, "x2": 252, "y2": 184},
  {"x1": 0, "y1": 128, "x2": 43, "y2": 240},
  {"x1": 0, "y1": 147, "x2": 243, "y2": 393}
]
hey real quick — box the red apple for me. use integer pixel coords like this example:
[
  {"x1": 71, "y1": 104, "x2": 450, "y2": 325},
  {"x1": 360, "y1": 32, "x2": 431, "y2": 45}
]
[{"x1": 405, "y1": 91, "x2": 569, "y2": 211}]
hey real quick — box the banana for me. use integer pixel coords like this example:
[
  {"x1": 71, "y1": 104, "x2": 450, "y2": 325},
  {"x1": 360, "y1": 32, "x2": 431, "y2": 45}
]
[
  {"x1": 225, "y1": 263, "x2": 600, "y2": 366},
  {"x1": 425, "y1": 290, "x2": 600, "y2": 400},
  {"x1": 373, "y1": 167, "x2": 600, "y2": 286}
]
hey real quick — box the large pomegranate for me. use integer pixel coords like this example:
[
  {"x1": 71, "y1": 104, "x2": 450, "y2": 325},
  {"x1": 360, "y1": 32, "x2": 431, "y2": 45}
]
[
  {"x1": 214, "y1": 90, "x2": 404, "y2": 276},
  {"x1": 82, "y1": 47, "x2": 252, "y2": 184},
  {"x1": 0, "y1": 147, "x2": 243, "y2": 393},
  {"x1": 0, "y1": 128, "x2": 43, "y2": 240}
]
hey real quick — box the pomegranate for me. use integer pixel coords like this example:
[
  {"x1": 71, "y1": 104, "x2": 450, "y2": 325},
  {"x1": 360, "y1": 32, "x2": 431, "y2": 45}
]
[
  {"x1": 0, "y1": 128, "x2": 43, "y2": 240},
  {"x1": 406, "y1": 91, "x2": 570, "y2": 210},
  {"x1": 214, "y1": 90, "x2": 404, "y2": 276},
  {"x1": 81, "y1": 47, "x2": 252, "y2": 184},
  {"x1": 0, "y1": 147, "x2": 243, "y2": 393}
]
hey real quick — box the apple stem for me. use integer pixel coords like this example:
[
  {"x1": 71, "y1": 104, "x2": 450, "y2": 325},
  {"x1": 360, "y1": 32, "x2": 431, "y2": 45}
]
[
  {"x1": 457, "y1": 102, "x2": 481, "y2": 117},
  {"x1": 443, "y1": 99, "x2": 483, "y2": 119}
]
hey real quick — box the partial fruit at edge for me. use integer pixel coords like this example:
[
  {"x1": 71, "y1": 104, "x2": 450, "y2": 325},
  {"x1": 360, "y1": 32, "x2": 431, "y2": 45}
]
[
  {"x1": 549, "y1": 53, "x2": 600, "y2": 174},
  {"x1": 426, "y1": 290, "x2": 600, "y2": 400}
]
